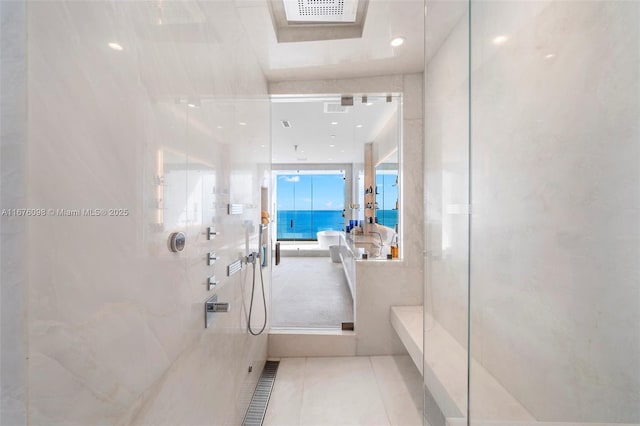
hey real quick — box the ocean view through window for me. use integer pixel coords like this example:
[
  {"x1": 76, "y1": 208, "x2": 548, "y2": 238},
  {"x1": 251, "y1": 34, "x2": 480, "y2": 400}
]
[{"x1": 276, "y1": 171, "x2": 345, "y2": 240}]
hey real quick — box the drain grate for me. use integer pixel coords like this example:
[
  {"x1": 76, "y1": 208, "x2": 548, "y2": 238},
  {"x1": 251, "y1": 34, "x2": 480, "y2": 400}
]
[{"x1": 242, "y1": 361, "x2": 280, "y2": 426}]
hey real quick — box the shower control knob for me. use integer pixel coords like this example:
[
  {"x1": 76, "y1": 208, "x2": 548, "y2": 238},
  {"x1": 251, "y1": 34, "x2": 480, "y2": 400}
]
[
  {"x1": 208, "y1": 227, "x2": 219, "y2": 240},
  {"x1": 169, "y1": 232, "x2": 186, "y2": 252},
  {"x1": 207, "y1": 276, "x2": 218, "y2": 291}
]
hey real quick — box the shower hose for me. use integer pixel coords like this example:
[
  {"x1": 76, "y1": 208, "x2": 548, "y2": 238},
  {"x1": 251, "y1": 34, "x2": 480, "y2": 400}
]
[{"x1": 247, "y1": 254, "x2": 267, "y2": 336}]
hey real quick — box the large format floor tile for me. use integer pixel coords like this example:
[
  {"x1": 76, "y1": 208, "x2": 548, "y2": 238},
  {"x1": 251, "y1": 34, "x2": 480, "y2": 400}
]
[
  {"x1": 264, "y1": 356, "x2": 423, "y2": 426},
  {"x1": 271, "y1": 257, "x2": 354, "y2": 328}
]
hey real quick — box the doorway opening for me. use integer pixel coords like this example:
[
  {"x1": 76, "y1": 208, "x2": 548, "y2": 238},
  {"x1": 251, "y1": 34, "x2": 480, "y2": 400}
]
[
  {"x1": 269, "y1": 94, "x2": 400, "y2": 330},
  {"x1": 271, "y1": 167, "x2": 353, "y2": 328}
]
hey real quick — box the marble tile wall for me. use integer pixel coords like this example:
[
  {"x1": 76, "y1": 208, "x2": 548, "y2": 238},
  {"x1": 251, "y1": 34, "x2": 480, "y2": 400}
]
[
  {"x1": 24, "y1": 2, "x2": 270, "y2": 424},
  {"x1": 424, "y1": 3, "x2": 470, "y2": 419},
  {"x1": 425, "y1": 0, "x2": 640, "y2": 422},
  {"x1": 270, "y1": 73, "x2": 425, "y2": 355},
  {"x1": 1, "y1": 1, "x2": 27, "y2": 424}
]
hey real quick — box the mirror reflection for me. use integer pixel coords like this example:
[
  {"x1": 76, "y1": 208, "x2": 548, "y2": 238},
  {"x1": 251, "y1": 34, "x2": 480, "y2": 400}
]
[{"x1": 271, "y1": 94, "x2": 400, "y2": 258}]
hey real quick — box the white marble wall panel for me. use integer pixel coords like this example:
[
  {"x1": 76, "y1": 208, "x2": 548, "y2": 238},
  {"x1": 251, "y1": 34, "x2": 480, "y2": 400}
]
[
  {"x1": 425, "y1": 0, "x2": 640, "y2": 422},
  {"x1": 424, "y1": 7, "x2": 470, "y2": 420},
  {"x1": 25, "y1": 1, "x2": 270, "y2": 424},
  {"x1": 0, "y1": 1, "x2": 27, "y2": 424},
  {"x1": 469, "y1": 1, "x2": 640, "y2": 421}
]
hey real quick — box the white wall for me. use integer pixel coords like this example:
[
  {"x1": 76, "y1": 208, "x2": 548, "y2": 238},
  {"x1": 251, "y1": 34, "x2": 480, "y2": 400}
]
[
  {"x1": 23, "y1": 2, "x2": 271, "y2": 424},
  {"x1": 425, "y1": 0, "x2": 640, "y2": 422},
  {"x1": 0, "y1": 1, "x2": 27, "y2": 424},
  {"x1": 424, "y1": 4, "x2": 470, "y2": 418},
  {"x1": 270, "y1": 74, "x2": 424, "y2": 355},
  {"x1": 372, "y1": 110, "x2": 399, "y2": 166}
]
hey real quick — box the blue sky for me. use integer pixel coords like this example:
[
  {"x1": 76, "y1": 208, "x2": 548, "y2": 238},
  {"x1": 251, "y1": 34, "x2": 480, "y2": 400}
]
[{"x1": 277, "y1": 174, "x2": 345, "y2": 210}]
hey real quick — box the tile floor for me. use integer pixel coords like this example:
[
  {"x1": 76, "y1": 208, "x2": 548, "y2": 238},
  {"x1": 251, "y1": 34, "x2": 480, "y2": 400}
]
[
  {"x1": 271, "y1": 257, "x2": 354, "y2": 328},
  {"x1": 263, "y1": 355, "x2": 423, "y2": 426}
]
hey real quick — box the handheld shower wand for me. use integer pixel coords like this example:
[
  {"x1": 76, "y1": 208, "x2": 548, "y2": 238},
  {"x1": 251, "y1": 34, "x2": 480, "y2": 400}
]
[{"x1": 247, "y1": 224, "x2": 267, "y2": 336}]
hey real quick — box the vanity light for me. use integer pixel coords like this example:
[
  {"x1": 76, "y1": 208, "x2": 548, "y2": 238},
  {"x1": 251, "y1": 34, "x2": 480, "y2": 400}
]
[
  {"x1": 390, "y1": 37, "x2": 405, "y2": 47},
  {"x1": 108, "y1": 42, "x2": 124, "y2": 51},
  {"x1": 492, "y1": 35, "x2": 509, "y2": 45},
  {"x1": 331, "y1": 121, "x2": 338, "y2": 125}
]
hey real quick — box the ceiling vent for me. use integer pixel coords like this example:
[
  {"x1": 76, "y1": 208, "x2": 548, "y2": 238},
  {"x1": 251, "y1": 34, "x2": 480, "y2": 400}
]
[
  {"x1": 324, "y1": 103, "x2": 350, "y2": 113},
  {"x1": 267, "y1": 0, "x2": 369, "y2": 43},
  {"x1": 283, "y1": 0, "x2": 358, "y2": 23},
  {"x1": 281, "y1": 120, "x2": 292, "y2": 128}
]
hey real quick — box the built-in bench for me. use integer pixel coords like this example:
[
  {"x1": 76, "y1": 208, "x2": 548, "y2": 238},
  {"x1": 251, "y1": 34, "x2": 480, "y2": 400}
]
[{"x1": 390, "y1": 305, "x2": 534, "y2": 423}]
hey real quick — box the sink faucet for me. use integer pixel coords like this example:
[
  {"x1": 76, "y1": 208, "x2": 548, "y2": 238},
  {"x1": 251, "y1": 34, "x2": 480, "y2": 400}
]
[{"x1": 368, "y1": 231, "x2": 383, "y2": 248}]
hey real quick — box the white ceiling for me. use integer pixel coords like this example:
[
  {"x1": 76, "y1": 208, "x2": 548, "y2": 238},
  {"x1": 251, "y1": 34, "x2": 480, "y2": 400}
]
[
  {"x1": 236, "y1": 0, "x2": 425, "y2": 82},
  {"x1": 272, "y1": 96, "x2": 398, "y2": 164}
]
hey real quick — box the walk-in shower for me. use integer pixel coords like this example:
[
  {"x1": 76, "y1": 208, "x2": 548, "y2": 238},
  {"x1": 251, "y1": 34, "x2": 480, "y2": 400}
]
[{"x1": 423, "y1": 0, "x2": 640, "y2": 424}]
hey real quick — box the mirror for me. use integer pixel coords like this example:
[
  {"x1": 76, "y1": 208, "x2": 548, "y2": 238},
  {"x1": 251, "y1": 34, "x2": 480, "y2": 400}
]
[
  {"x1": 375, "y1": 148, "x2": 398, "y2": 230},
  {"x1": 270, "y1": 94, "x2": 401, "y2": 257}
]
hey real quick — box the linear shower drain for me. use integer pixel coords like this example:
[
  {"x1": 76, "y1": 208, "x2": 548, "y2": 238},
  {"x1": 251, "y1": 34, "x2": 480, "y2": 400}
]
[{"x1": 242, "y1": 360, "x2": 280, "y2": 426}]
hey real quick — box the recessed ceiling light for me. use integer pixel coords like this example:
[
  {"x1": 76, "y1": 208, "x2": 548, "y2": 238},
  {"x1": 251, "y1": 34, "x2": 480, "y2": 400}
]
[
  {"x1": 329, "y1": 144, "x2": 335, "y2": 148},
  {"x1": 365, "y1": 102, "x2": 373, "y2": 106},
  {"x1": 492, "y1": 35, "x2": 509, "y2": 45},
  {"x1": 260, "y1": 144, "x2": 266, "y2": 148},
  {"x1": 239, "y1": 122, "x2": 247, "y2": 126},
  {"x1": 188, "y1": 103, "x2": 196, "y2": 108},
  {"x1": 356, "y1": 124, "x2": 363, "y2": 128},
  {"x1": 217, "y1": 125, "x2": 223, "y2": 129},
  {"x1": 390, "y1": 37, "x2": 405, "y2": 47},
  {"x1": 108, "y1": 42, "x2": 124, "y2": 51},
  {"x1": 341, "y1": 150, "x2": 345, "y2": 153},
  {"x1": 331, "y1": 121, "x2": 338, "y2": 125},
  {"x1": 545, "y1": 53, "x2": 556, "y2": 59}
]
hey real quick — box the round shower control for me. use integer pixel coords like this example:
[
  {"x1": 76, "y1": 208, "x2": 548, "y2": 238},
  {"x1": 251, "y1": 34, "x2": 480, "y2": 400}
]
[{"x1": 169, "y1": 232, "x2": 186, "y2": 252}]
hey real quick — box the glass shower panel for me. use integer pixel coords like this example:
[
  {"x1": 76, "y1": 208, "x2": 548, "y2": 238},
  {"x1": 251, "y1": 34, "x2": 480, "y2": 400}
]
[
  {"x1": 469, "y1": 1, "x2": 640, "y2": 424},
  {"x1": 423, "y1": 1, "x2": 470, "y2": 425}
]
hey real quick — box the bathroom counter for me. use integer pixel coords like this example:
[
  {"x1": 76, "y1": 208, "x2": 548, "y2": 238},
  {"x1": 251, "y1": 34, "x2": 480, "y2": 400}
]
[
  {"x1": 391, "y1": 305, "x2": 534, "y2": 422},
  {"x1": 340, "y1": 231, "x2": 400, "y2": 262}
]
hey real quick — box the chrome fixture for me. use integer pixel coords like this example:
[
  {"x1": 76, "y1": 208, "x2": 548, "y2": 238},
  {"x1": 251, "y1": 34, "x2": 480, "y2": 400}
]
[
  {"x1": 227, "y1": 259, "x2": 242, "y2": 276},
  {"x1": 207, "y1": 227, "x2": 218, "y2": 240},
  {"x1": 169, "y1": 232, "x2": 186, "y2": 252},
  {"x1": 228, "y1": 204, "x2": 243, "y2": 215},
  {"x1": 341, "y1": 96, "x2": 354, "y2": 106},
  {"x1": 208, "y1": 252, "x2": 217, "y2": 265},
  {"x1": 207, "y1": 276, "x2": 218, "y2": 291},
  {"x1": 205, "y1": 294, "x2": 230, "y2": 328}
]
